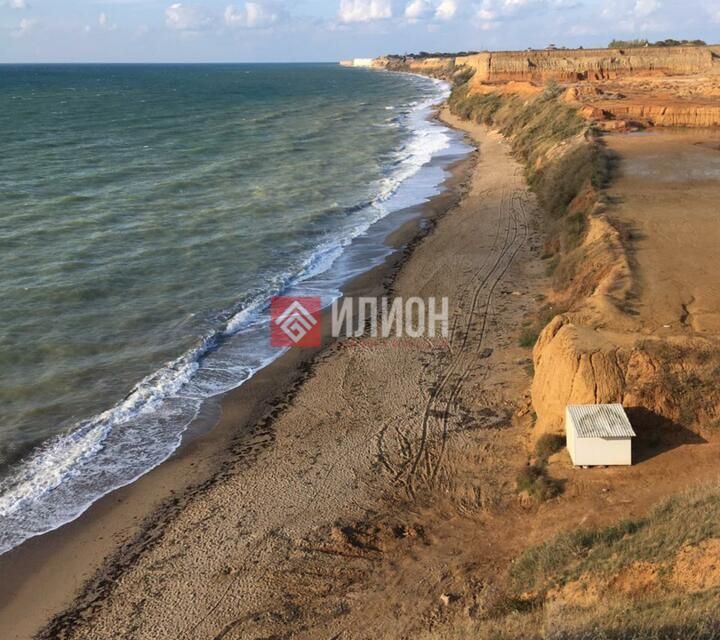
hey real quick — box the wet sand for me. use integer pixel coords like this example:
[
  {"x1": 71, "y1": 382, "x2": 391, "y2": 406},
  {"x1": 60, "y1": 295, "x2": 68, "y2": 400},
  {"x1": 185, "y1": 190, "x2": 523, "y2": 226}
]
[
  {"x1": 7, "y1": 111, "x2": 720, "y2": 640},
  {"x1": 8, "y1": 109, "x2": 547, "y2": 640},
  {"x1": 0, "y1": 116, "x2": 471, "y2": 640}
]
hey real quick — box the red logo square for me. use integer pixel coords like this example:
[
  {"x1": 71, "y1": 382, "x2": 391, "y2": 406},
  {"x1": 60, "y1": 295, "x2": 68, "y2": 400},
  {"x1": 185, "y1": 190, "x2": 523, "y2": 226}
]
[{"x1": 270, "y1": 296, "x2": 322, "y2": 347}]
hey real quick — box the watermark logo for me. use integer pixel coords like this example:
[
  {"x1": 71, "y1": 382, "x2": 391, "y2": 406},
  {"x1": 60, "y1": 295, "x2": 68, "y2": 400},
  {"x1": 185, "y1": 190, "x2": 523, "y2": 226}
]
[
  {"x1": 270, "y1": 295, "x2": 449, "y2": 348},
  {"x1": 271, "y1": 296, "x2": 322, "y2": 347}
]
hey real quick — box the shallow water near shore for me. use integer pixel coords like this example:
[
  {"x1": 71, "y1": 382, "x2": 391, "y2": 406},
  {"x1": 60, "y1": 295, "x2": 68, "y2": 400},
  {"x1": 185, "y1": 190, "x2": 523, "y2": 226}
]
[{"x1": 0, "y1": 64, "x2": 470, "y2": 553}]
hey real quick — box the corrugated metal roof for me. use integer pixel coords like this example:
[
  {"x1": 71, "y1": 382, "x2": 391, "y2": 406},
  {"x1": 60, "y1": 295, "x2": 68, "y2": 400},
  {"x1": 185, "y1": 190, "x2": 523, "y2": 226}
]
[{"x1": 567, "y1": 404, "x2": 636, "y2": 439}]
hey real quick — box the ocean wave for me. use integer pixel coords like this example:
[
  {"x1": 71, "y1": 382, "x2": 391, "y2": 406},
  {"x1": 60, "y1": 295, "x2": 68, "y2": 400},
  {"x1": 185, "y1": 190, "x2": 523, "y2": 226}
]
[{"x1": 0, "y1": 75, "x2": 464, "y2": 555}]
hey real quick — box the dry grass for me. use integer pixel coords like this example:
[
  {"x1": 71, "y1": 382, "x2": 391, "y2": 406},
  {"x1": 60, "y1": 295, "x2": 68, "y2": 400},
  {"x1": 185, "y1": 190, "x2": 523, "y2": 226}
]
[
  {"x1": 416, "y1": 484, "x2": 720, "y2": 639},
  {"x1": 449, "y1": 81, "x2": 610, "y2": 306},
  {"x1": 516, "y1": 464, "x2": 563, "y2": 502}
]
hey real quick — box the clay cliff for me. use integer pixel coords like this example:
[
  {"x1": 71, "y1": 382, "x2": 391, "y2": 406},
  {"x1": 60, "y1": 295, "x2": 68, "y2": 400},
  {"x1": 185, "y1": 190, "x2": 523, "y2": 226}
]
[
  {"x1": 457, "y1": 46, "x2": 720, "y2": 82},
  {"x1": 390, "y1": 51, "x2": 720, "y2": 438},
  {"x1": 375, "y1": 46, "x2": 720, "y2": 128}
]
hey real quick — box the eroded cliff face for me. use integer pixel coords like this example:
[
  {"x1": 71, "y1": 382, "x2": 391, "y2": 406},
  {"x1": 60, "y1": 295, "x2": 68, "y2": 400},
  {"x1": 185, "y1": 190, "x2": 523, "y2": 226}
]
[
  {"x1": 593, "y1": 101, "x2": 720, "y2": 127},
  {"x1": 460, "y1": 47, "x2": 719, "y2": 83},
  {"x1": 379, "y1": 46, "x2": 720, "y2": 82},
  {"x1": 528, "y1": 143, "x2": 720, "y2": 436},
  {"x1": 376, "y1": 48, "x2": 720, "y2": 437},
  {"x1": 376, "y1": 56, "x2": 456, "y2": 78},
  {"x1": 532, "y1": 318, "x2": 720, "y2": 435},
  {"x1": 375, "y1": 46, "x2": 720, "y2": 129}
]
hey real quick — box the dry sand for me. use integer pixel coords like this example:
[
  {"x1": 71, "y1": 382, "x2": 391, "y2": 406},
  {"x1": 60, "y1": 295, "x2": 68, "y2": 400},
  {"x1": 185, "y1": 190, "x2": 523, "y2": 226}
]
[
  {"x1": 4, "y1": 112, "x2": 720, "y2": 640},
  {"x1": 1, "y1": 110, "x2": 543, "y2": 640}
]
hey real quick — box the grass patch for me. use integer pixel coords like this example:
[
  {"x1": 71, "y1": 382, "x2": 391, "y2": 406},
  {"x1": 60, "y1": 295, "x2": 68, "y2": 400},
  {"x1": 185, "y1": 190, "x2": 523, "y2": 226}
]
[
  {"x1": 516, "y1": 464, "x2": 563, "y2": 502},
  {"x1": 452, "y1": 66, "x2": 475, "y2": 87},
  {"x1": 519, "y1": 328, "x2": 540, "y2": 348},
  {"x1": 511, "y1": 483, "x2": 720, "y2": 594},
  {"x1": 449, "y1": 80, "x2": 609, "y2": 303}
]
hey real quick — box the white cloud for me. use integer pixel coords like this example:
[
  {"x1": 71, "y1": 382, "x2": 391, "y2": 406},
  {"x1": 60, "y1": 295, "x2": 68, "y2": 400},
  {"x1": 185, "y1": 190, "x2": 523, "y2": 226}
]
[
  {"x1": 474, "y1": 0, "x2": 552, "y2": 22},
  {"x1": 338, "y1": 0, "x2": 392, "y2": 23},
  {"x1": 225, "y1": 2, "x2": 282, "y2": 28},
  {"x1": 404, "y1": 0, "x2": 433, "y2": 20},
  {"x1": 4, "y1": 0, "x2": 28, "y2": 8},
  {"x1": 13, "y1": 16, "x2": 37, "y2": 37},
  {"x1": 477, "y1": 6, "x2": 496, "y2": 20},
  {"x1": 633, "y1": 0, "x2": 659, "y2": 17},
  {"x1": 98, "y1": 12, "x2": 117, "y2": 30},
  {"x1": 165, "y1": 3, "x2": 212, "y2": 30},
  {"x1": 434, "y1": 0, "x2": 457, "y2": 20}
]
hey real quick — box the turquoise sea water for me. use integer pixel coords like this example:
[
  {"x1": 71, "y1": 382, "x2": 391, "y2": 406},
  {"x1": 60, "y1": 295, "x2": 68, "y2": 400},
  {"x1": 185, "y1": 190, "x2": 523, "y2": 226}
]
[{"x1": 0, "y1": 64, "x2": 468, "y2": 553}]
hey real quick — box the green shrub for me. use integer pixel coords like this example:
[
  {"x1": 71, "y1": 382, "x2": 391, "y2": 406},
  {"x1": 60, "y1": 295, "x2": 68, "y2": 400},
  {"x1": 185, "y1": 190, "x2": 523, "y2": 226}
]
[
  {"x1": 535, "y1": 433, "x2": 565, "y2": 461},
  {"x1": 519, "y1": 328, "x2": 540, "y2": 348},
  {"x1": 452, "y1": 67, "x2": 475, "y2": 87},
  {"x1": 516, "y1": 464, "x2": 562, "y2": 502}
]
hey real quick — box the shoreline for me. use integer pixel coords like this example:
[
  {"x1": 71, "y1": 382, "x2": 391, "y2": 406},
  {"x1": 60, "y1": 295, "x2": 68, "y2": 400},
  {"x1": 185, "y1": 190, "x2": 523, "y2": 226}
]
[
  {"x1": 19, "y1": 103, "x2": 706, "y2": 640},
  {"x1": 0, "y1": 116, "x2": 475, "y2": 640},
  {"x1": 0, "y1": 69, "x2": 458, "y2": 559},
  {"x1": 23, "y1": 107, "x2": 548, "y2": 639}
]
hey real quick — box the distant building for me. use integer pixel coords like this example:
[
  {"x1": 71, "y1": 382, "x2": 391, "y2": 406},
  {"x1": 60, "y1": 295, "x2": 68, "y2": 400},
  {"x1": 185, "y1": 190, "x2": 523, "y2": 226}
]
[
  {"x1": 338, "y1": 58, "x2": 375, "y2": 68},
  {"x1": 565, "y1": 404, "x2": 636, "y2": 466}
]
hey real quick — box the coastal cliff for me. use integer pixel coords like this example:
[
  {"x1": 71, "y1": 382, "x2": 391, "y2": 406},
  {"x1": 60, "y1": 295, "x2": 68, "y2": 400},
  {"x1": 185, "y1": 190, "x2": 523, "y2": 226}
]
[
  {"x1": 376, "y1": 45, "x2": 720, "y2": 80},
  {"x1": 380, "y1": 48, "x2": 720, "y2": 438},
  {"x1": 458, "y1": 46, "x2": 720, "y2": 81},
  {"x1": 375, "y1": 45, "x2": 720, "y2": 128},
  {"x1": 363, "y1": 50, "x2": 720, "y2": 636}
]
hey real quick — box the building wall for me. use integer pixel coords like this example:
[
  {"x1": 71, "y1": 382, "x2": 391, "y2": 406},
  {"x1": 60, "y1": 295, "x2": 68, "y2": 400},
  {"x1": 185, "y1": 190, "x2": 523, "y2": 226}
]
[
  {"x1": 569, "y1": 433, "x2": 632, "y2": 466},
  {"x1": 566, "y1": 407, "x2": 632, "y2": 465}
]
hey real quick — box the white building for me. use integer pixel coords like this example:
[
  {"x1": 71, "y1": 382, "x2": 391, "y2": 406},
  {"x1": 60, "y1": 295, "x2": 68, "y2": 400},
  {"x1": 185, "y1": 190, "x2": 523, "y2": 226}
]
[
  {"x1": 565, "y1": 404, "x2": 636, "y2": 466},
  {"x1": 338, "y1": 58, "x2": 375, "y2": 68}
]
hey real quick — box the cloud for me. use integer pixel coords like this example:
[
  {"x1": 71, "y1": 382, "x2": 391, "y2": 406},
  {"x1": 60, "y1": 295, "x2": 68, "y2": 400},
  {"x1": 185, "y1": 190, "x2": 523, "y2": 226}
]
[
  {"x1": 476, "y1": 6, "x2": 496, "y2": 20},
  {"x1": 4, "y1": 0, "x2": 28, "y2": 8},
  {"x1": 13, "y1": 16, "x2": 37, "y2": 37},
  {"x1": 434, "y1": 0, "x2": 457, "y2": 20},
  {"x1": 474, "y1": 0, "x2": 559, "y2": 23},
  {"x1": 338, "y1": 0, "x2": 392, "y2": 23},
  {"x1": 165, "y1": 3, "x2": 212, "y2": 30},
  {"x1": 404, "y1": 0, "x2": 433, "y2": 20},
  {"x1": 633, "y1": 0, "x2": 659, "y2": 17},
  {"x1": 225, "y1": 2, "x2": 283, "y2": 28},
  {"x1": 98, "y1": 12, "x2": 117, "y2": 30}
]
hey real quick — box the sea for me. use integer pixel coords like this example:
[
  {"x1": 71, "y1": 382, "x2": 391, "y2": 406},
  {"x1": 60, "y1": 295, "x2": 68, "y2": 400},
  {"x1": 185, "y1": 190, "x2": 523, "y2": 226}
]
[{"x1": 0, "y1": 63, "x2": 469, "y2": 554}]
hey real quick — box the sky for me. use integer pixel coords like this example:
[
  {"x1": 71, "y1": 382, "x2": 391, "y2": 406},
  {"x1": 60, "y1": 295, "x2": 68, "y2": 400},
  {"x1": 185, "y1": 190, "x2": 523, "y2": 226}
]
[{"x1": 1, "y1": 0, "x2": 718, "y2": 63}]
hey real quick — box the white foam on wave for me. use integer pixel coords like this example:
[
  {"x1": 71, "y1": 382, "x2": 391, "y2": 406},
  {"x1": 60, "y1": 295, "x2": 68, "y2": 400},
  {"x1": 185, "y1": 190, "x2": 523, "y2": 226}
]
[{"x1": 0, "y1": 75, "x2": 466, "y2": 555}]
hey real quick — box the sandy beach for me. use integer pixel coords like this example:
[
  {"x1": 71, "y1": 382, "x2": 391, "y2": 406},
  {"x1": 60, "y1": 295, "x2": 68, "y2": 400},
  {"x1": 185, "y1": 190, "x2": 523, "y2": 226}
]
[
  {"x1": 0, "y1": 107, "x2": 529, "y2": 638},
  {"x1": 3, "y1": 100, "x2": 720, "y2": 639},
  {"x1": 0, "y1": 106, "x2": 470, "y2": 638}
]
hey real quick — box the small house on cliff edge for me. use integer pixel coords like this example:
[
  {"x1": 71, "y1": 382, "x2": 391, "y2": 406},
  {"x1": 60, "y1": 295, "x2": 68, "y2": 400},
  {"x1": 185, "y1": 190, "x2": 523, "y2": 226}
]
[{"x1": 566, "y1": 404, "x2": 636, "y2": 466}]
